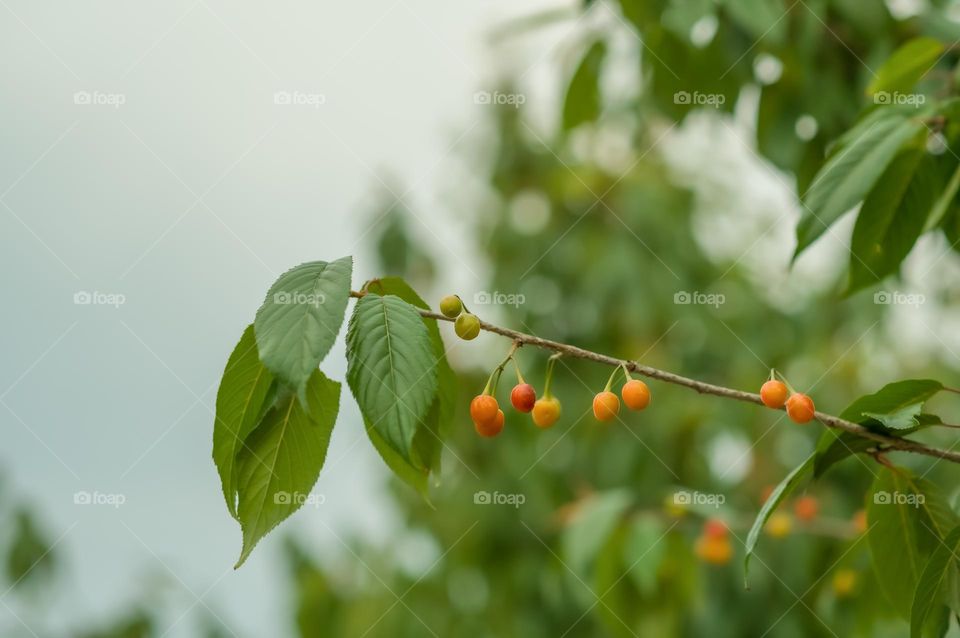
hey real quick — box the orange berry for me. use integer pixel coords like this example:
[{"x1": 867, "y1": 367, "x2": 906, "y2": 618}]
[
  {"x1": 704, "y1": 518, "x2": 728, "y2": 539},
  {"x1": 786, "y1": 393, "x2": 815, "y2": 424},
  {"x1": 475, "y1": 409, "x2": 504, "y2": 437},
  {"x1": 510, "y1": 383, "x2": 536, "y2": 413},
  {"x1": 470, "y1": 395, "x2": 499, "y2": 427},
  {"x1": 592, "y1": 391, "x2": 620, "y2": 422},
  {"x1": 760, "y1": 380, "x2": 788, "y2": 409},
  {"x1": 531, "y1": 397, "x2": 561, "y2": 429},
  {"x1": 793, "y1": 495, "x2": 819, "y2": 522},
  {"x1": 621, "y1": 379, "x2": 650, "y2": 411},
  {"x1": 695, "y1": 535, "x2": 733, "y2": 565}
]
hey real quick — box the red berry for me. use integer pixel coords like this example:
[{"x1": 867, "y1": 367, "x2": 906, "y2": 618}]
[
  {"x1": 704, "y1": 518, "x2": 728, "y2": 539},
  {"x1": 794, "y1": 495, "x2": 819, "y2": 521},
  {"x1": 786, "y1": 393, "x2": 815, "y2": 424},
  {"x1": 510, "y1": 383, "x2": 536, "y2": 413},
  {"x1": 760, "y1": 380, "x2": 788, "y2": 409}
]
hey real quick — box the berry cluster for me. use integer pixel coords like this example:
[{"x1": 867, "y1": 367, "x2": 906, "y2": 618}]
[
  {"x1": 440, "y1": 295, "x2": 481, "y2": 340},
  {"x1": 759, "y1": 371, "x2": 815, "y2": 424}
]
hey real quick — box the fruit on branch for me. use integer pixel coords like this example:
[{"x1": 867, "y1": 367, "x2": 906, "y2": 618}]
[
  {"x1": 476, "y1": 409, "x2": 505, "y2": 438},
  {"x1": 760, "y1": 380, "x2": 789, "y2": 409},
  {"x1": 621, "y1": 379, "x2": 650, "y2": 410},
  {"x1": 455, "y1": 313, "x2": 481, "y2": 340},
  {"x1": 793, "y1": 495, "x2": 819, "y2": 522},
  {"x1": 510, "y1": 383, "x2": 536, "y2": 413},
  {"x1": 470, "y1": 395, "x2": 500, "y2": 428},
  {"x1": 695, "y1": 519, "x2": 732, "y2": 565},
  {"x1": 786, "y1": 393, "x2": 816, "y2": 424},
  {"x1": 532, "y1": 397, "x2": 561, "y2": 429},
  {"x1": 592, "y1": 391, "x2": 620, "y2": 422},
  {"x1": 439, "y1": 295, "x2": 463, "y2": 318}
]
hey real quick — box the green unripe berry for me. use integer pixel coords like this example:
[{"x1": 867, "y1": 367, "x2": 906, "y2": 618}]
[
  {"x1": 455, "y1": 313, "x2": 481, "y2": 340},
  {"x1": 439, "y1": 295, "x2": 463, "y2": 318}
]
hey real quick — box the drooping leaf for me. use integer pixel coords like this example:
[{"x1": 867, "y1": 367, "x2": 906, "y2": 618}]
[
  {"x1": 868, "y1": 37, "x2": 945, "y2": 97},
  {"x1": 365, "y1": 277, "x2": 457, "y2": 478},
  {"x1": 795, "y1": 109, "x2": 925, "y2": 256},
  {"x1": 867, "y1": 467, "x2": 957, "y2": 618},
  {"x1": 848, "y1": 147, "x2": 942, "y2": 293},
  {"x1": 744, "y1": 454, "x2": 814, "y2": 585},
  {"x1": 254, "y1": 257, "x2": 353, "y2": 392},
  {"x1": 622, "y1": 516, "x2": 668, "y2": 596},
  {"x1": 911, "y1": 524, "x2": 960, "y2": 638},
  {"x1": 346, "y1": 293, "x2": 438, "y2": 463},
  {"x1": 235, "y1": 370, "x2": 340, "y2": 568},
  {"x1": 839, "y1": 379, "x2": 943, "y2": 428},
  {"x1": 213, "y1": 325, "x2": 275, "y2": 519},
  {"x1": 562, "y1": 40, "x2": 607, "y2": 131}
]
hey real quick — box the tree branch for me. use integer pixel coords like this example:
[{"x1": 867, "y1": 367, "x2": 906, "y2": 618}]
[{"x1": 352, "y1": 290, "x2": 960, "y2": 466}]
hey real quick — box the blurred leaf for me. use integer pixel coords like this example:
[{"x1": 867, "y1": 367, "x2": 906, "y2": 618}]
[
  {"x1": 867, "y1": 467, "x2": 957, "y2": 618},
  {"x1": 622, "y1": 516, "x2": 668, "y2": 595},
  {"x1": 796, "y1": 108, "x2": 925, "y2": 257},
  {"x1": 347, "y1": 293, "x2": 438, "y2": 463},
  {"x1": 562, "y1": 40, "x2": 607, "y2": 131},
  {"x1": 5, "y1": 509, "x2": 54, "y2": 588},
  {"x1": 867, "y1": 37, "x2": 945, "y2": 96},
  {"x1": 254, "y1": 257, "x2": 353, "y2": 393},
  {"x1": 213, "y1": 324, "x2": 275, "y2": 519},
  {"x1": 235, "y1": 370, "x2": 340, "y2": 567},
  {"x1": 744, "y1": 454, "x2": 814, "y2": 585},
  {"x1": 911, "y1": 524, "x2": 960, "y2": 638},
  {"x1": 839, "y1": 379, "x2": 943, "y2": 428},
  {"x1": 721, "y1": 0, "x2": 787, "y2": 44},
  {"x1": 562, "y1": 490, "x2": 633, "y2": 578}
]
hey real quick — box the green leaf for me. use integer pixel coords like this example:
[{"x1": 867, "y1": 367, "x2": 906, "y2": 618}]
[
  {"x1": 812, "y1": 414, "x2": 941, "y2": 478},
  {"x1": 365, "y1": 277, "x2": 457, "y2": 477},
  {"x1": 346, "y1": 293, "x2": 439, "y2": 463},
  {"x1": 868, "y1": 37, "x2": 945, "y2": 97},
  {"x1": 562, "y1": 490, "x2": 633, "y2": 578},
  {"x1": 235, "y1": 369, "x2": 340, "y2": 568},
  {"x1": 839, "y1": 379, "x2": 943, "y2": 427},
  {"x1": 848, "y1": 147, "x2": 940, "y2": 293},
  {"x1": 622, "y1": 516, "x2": 668, "y2": 596},
  {"x1": 744, "y1": 454, "x2": 814, "y2": 585},
  {"x1": 912, "y1": 524, "x2": 960, "y2": 638},
  {"x1": 213, "y1": 325, "x2": 276, "y2": 519},
  {"x1": 5, "y1": 509, "x2": 55, "y2": 588},
  {"x1": 867, "y1": 467, "x2": 957, "y2": 618},
  {"x1": 562, "y1": 40, "x2": 606, "y2": 131},
  {"x1": 795, "y1": 110, "x2": 925, "y2": 257},
  {"x1": 721, "y1": 0, "x2": 787, "y2": 44},
  {"x1": 254, "y1": 257, "x2": 353, "y2": 392}
]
